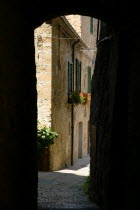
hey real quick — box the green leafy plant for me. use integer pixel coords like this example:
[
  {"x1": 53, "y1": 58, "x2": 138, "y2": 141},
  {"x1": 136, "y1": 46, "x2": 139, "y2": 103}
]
[
  {"x1": 37, "y1": 121, "x2": 58, "y2": 159},
  {"x1": 82, "y1": 175, "x2": 96, "y2": 202},
  {"x1": 82, "y1": 176, "x2": 91, "y2": 195}
]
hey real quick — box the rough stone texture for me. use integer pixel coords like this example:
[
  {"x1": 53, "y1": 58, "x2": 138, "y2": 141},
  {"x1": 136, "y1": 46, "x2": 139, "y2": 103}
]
[
  {"x1": 35, "y1": 23, "x2": 52, "y2": 127},
  {"x1": 66, "y1": 15, "x2": 82, "y2": 36}
]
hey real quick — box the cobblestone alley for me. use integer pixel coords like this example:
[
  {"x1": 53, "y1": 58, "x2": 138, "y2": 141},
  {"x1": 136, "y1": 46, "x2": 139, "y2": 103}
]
[{"x1": 38, "y1": 155, "x2": 100, "y2": 209}]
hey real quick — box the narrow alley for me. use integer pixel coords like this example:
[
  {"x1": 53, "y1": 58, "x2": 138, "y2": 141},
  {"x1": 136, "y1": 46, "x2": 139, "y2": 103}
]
[{"x1": 38, "y1": 155, "x2": 100, "y2": 209}]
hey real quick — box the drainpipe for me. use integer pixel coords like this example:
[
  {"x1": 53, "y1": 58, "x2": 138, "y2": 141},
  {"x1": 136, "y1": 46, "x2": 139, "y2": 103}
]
[{"x1": 71, "y1": 39, "x2": 80, "y2": 166}]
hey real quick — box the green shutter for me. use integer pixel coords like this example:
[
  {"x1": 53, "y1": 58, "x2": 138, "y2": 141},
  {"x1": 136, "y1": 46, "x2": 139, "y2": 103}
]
[
  {"x1": 90, "y1": 18, "x2": 93, "y2": 33},
  {"x1": 76, "y1": 59, "x2": 82, "y2": 92},
  {"x1": 79, "y1": 62, "x2": 82, "y2": 92},
  {"x1": 68, "y1": 62, "x2": 73, "y2": 94},
  {"x1": 87, "y1": 66, "x2": 91, "y2": 93},
  {"x1": 76, "y1": 59, "x2": 79, "y2": 91}
]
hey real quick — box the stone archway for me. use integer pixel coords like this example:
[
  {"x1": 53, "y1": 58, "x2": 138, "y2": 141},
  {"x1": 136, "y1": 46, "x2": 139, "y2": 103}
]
[{"x1": 0, "y1": 3, "x2": 140, "y2": 210}]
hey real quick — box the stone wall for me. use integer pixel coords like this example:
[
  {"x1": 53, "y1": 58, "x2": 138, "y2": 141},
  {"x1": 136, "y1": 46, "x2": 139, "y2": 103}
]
[
  {"x1": 0, "y1": 11, "x2": 37, "y2": 210},
  {"x1": 65, "y1": 15, "x2": 81, "y2": 36},
  {"x1": 90, "y1": 22, "x2": 119, "y2": 209},
  {"x1": 89, "y1": 20, "x2": 140, "y2": 210},
  {"x1": 34, "y1": 23, "x2": 52, "y2": 127}
]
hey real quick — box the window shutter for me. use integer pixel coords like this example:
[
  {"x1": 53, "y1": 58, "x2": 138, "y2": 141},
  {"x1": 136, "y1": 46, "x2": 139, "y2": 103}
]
[
  {"x1": 68, "y1": 62, "x2": 73, "y2": 94},
  {"x1": 90, "y1": 18, "x2": 93, "y2": 33},
  {"x1": 76, "y1": 59, "x2": 82, "y2": 92},
  {"x1": 87, "y1": 66, "x2": 91, "y2": 93},
  {"x1": 76, "y1": 59, "x2": 79, "y2": 91},
  {"x1": 79, "y1": 62, "x2": 82, "y2": 92}
]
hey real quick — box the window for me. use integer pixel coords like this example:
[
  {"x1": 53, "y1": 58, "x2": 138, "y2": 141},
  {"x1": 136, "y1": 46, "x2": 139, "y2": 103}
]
[
  {"x1": 90, "y1": 17, "x2": 94, "y2": 33},
  {"x1": 68, "y1": 61, "x2": 73, "y2": 94},
  {"x1": 87, "y1": 66, "x2": 91, "y2": 93},
  {"x1": 76, "y1": 59, "x2": 82, "y2": 92}
]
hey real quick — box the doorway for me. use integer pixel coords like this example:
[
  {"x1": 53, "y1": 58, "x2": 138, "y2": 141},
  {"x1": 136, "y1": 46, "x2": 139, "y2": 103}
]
[{"x1": 78, "y1": 122, "x2": 83, "y2": 158}]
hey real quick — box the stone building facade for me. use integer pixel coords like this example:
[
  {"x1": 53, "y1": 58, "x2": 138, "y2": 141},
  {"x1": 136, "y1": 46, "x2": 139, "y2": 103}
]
[{"x1": 34, "y1": 15, "x2": 97, "y2": 171}]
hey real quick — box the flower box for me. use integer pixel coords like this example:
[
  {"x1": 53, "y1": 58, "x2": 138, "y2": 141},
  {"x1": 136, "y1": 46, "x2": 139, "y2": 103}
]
[{"x1": 68, "y1": 91, "x2": 91, "y2": 105}]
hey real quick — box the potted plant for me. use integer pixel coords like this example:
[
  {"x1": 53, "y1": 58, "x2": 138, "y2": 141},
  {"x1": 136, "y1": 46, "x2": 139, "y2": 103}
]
[{"x1": 37, "y1": 121, "x2": 58, "y2": 171}]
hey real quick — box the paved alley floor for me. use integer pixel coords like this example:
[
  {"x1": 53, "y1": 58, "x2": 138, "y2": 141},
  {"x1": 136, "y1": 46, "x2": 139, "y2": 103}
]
[{"x1": 38, "y1": 155, "x2": 100, "y2": 209}]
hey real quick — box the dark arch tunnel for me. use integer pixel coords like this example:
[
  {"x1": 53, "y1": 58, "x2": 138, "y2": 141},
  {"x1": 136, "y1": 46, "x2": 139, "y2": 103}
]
[{"x1": 0, "y1": 2, "x2": 140, "y2": 210}]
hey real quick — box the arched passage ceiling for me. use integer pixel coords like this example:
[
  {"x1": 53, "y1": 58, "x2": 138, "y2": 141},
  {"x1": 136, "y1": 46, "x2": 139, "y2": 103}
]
[
  {"x1": 21, "y1": 1, "x2": 139, "y2": 29},
  {"x1": 1, "y1": 1, "x2": 139, "y2": 30}
]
